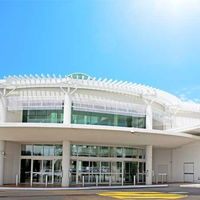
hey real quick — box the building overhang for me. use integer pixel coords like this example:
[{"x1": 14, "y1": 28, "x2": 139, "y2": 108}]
[
  {"x1": 170, "y1": 123, "x2": 200, "y2": 135},
  {"x1": 0, "y1": 123, "x2": 199, "y2": 148}
]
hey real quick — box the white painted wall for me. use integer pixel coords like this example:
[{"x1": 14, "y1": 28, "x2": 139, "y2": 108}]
[
  {"x1": 4, "y1": 142, "x2": 20, "y2": 184},
  {"x1": 153, "y1": 148, "x2": 172, "y2": 183},
  {"x1": 6, "y1": 111, "x2": 22, "y2": 122},
  {"x1": 172, "y1": 140, "x2": 200, "y2": 183}
]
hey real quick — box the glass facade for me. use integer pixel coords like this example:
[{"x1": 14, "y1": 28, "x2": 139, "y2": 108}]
[
  {"x1": 71, "y1": 144, "x2": 145, "y2": 159},
  {"x1": 20, "y1": 144, "x2": 62, "y2": 185},
  {"x1": 70, "y1": 145, "x2": 146, "y2": 185},
  {"x1": 71, "y1": 110, "x2": 146, "y2": 128},
  {"x1": 21, "y1": 144, "x2": 63, "y2": 156},
  {"x1": 22, "y1": 110, "x2": 63, "y2": 123},
  {"x1": 20, "y1": 144, "x2": 146, "y2": 185},
  {"x1": 22, "y1": 104, "x2": 146, "y2": 129}
]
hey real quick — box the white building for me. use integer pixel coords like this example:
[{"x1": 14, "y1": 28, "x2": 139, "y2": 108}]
[{"x1": 0, "y1": 73, "x2": 200, "y2": 187}]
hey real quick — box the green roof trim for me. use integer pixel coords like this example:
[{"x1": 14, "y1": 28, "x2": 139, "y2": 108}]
[{"x1": 68, "y1": 73, "x2": 93, "y2": 80}]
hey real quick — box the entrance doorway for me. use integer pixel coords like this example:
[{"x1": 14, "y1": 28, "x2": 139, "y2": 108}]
[
  {"x1": 70, "y1": 160, "x2": 123, "y2": 185},
  {"x1": 20, "y1": 159, "x2": 62, "y2": 185},
  {"x1": 124, "y1": 162, "x2": 138, "y2": 183},
  {"x1": 184, "y1": 162, "x2": 194, "y2": 183}
]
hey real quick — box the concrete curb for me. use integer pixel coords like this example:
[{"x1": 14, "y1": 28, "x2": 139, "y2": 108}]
[
  {"x1": 0, "y1": 184, "x2": 168, "y2": 191},
  {"x1": 180, "y1": 184, "x2": 200, "y2": 188}
]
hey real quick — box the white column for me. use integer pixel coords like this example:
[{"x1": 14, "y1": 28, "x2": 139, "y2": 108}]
[
  {"x1": 0, "y1": 97, "x2": 7, "y2": 123},
  {"x1": 0, "y1": 141, "x2": 5, "y2": 185},
  {"x1": 146, "y1": 104, "x2": 152, "y2": 129},
  {"x1": 63, "y1": 93, "x2": 71, "y2": 125},
  {"x1": 145, "y1": 145, "x2": 153, "y2": 185},
  {"x1": 62, "y1": 141, "x2": 70, "y2": 187}
]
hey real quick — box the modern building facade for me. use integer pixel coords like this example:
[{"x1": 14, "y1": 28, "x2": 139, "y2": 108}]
[{"x1": 0, "y1": 73, "x2": 200, "y2": 187}]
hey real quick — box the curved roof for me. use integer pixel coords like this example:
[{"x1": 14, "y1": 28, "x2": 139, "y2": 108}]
[{"x1": 0, "y1": 73, "x2": 199, "y2": 112}]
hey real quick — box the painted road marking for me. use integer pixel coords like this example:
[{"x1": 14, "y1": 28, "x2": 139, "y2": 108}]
[{"x1": 97, "y1": 191, "x2": 188, "y2": 199}]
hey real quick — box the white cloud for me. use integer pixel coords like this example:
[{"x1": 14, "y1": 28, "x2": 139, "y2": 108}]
[{"x1": 175, "y1": 86, "x2": 200, "y2": 103}]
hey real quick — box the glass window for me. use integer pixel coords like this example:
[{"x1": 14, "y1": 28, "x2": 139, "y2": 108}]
[
  {"x1": 124, "y1": 147, "x2": 133, "y2": 158},
  {"x1": 22, "y1": 109, "x2": 63, "y2": 123},
  {"x1": 44, "y1": 145, "x2": 55, "y2": 156},
  {"x1": 101, "y1": 162, "x2": 111, "y2": 173},
  {"x1": 138, "y1": 149, "x2": 145, "y2": 159},
  {"x1": 99, "y1": 146, "x2": 110, "y2": 157},
  {"x1": 55, "y1": 145, "x2": 63, "y2": 156},
  {"x1": 33, "y1": 144, "x2": 44, "y2": 156},
  {"x1": 132, "y1": 148, "x2": 138, "y2": 158},
  {"x1": 21, "y1": 144, "x2": 33, "y2": 156},
  {"x1": 71, "y1": 109, "x2": 146, "y2": 128},
  {"x1": 90, "y1": 146, "x2": 99, "y2": 157},
  {"x1": 77, "y1": 145, "x2": 90, "y2": 157},
  {"x1": 116, "y1": 147, "x2": 123, "y2": 157},
  {"x1": 71, "y1": 145, "x2": 78, "y2": 156}
]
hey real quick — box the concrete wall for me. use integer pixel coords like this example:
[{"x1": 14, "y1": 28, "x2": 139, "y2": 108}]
[
  {"x1": 7, "y1": 111, "x2": 22, "y2": 122},
  {"x1": 153, "y1": 148, "x2": 172, "y2": 183},
  {"x1": 172, "y1": 141, "x2": 200, "y2": 183},
  {"x1": 4, "y1": 142, "x2": 20, "y2": 184},
  {"x1": 153, "y1": 141, "x2": 200, "y2": 183}
]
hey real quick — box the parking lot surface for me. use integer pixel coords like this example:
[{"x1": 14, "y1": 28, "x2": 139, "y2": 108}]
[{"x1": 0, "y1": 185, "x2": 200, "y2": 200}]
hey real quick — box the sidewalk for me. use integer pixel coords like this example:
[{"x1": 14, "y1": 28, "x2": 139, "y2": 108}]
[{"x1": 0, "y1": 184, "x2": 168, "y2": 191}]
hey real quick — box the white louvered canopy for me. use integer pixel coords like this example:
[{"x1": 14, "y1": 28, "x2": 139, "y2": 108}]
[
  {"x1": 7, "y1": 96, "x2": 64, "y2": 110},
  {"x1": 1, "y1": 73, "x2": 199, "y2": 114},
  {"x1": 72, "y1": 94, "x2": 146, "y2": 117}
]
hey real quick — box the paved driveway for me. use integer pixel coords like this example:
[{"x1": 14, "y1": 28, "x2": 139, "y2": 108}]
[{"x1": 0, "y1": 185, "x2": 199, "y2": 200}]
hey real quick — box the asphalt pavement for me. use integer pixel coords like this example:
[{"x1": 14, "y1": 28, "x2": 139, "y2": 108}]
[{"x1": 0, "y1": 184, "x2": 199, "y2": 200}]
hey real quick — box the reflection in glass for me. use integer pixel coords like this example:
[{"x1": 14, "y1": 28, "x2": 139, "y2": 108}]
[
  {"x1": 44, "y1": 145, "x2": 54, "y2": 156},
  {"x1": 21, "y1": 144, "x2": 32, "y2": 156},
  {"x1": 54, "y1": 159, "x2": 62, "y2": 184},
  {"x1": 71, "y1": 109, "x2": 146, "y2": 128},
  {"x1": 55, "y1": 145, "x2": 62, "y2": 156},
  {"x1": 33, "y1": 145, "x2": 43, "y2": 156}
]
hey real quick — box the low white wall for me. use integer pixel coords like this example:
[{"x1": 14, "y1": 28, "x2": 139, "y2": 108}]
[{"x1": 4, "y1": 142, "x2": 20, "y2": 184}]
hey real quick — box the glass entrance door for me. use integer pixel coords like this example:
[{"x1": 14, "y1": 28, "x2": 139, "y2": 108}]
[
  {"x1": 32, "y1": 159, "x2": 53, "y2": 184},
  {"x1": 124, "y1": 162, "x2": 138, "y2": 183},
  {"x1": 20, "y1": 159, "x2": 31, "y2": 183},
  {"x1": 32, "y1": 160, "x2": 43, "y2": 183}
]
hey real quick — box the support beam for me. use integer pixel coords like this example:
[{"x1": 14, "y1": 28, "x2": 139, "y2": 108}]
[
  {"x1": 146, "y1": 145, "x2": 153, "y2": 185},
  {"x1": 0, "y1": 141, "x2": 5, "y2": 185},
  {"x1": 62, "y1": 141, "x2": 70, "y2": 187},
  {"x1": 63, "y1": 93, "x2": 71, "y2": 125},
  {"x1": 146, "y1": 104, "x2": 152, "y2": 129}
]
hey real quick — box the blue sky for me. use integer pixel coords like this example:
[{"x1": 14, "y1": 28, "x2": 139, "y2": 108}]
[{"x1": 0, "y1": 0, "x2": 200, "y2": 102}]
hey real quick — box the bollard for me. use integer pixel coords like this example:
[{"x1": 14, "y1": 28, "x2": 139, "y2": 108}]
[
  {"x1": 133, "y1": 175, "x2": 136, "y2": 185},
  {"x1": 45, "y1": 175, "x2": 48, "y2": 187},
  {"x1": 96, "y1": 175, "x2": 98, "y2": 187},
  {"x1": 82, "y1": 176, "x2": 85, "y2": 187},
  {"x1": 109, "y1": 176, "x2": 112, "y2": 186},
  {"x1": 15, "y1": 174, "x2": 18, "y2": 186},
  {"x1": 30, "y1": 175, "x2": 33, "y2": 187}
]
